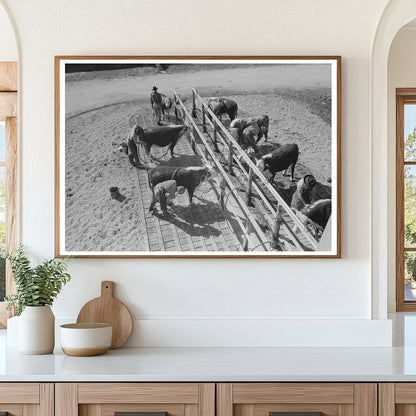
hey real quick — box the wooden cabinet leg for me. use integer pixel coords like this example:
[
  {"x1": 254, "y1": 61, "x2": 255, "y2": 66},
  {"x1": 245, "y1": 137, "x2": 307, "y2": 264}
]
[
  {"x1": 199, "y1": 384, "x2": 215, "y2": 416},
  {"x1": 354, "y1": 384, "x2": 377, "y2": 416},
  {"x1": 217, "y1": 384, "x2": 233, "y2": 416},
  {"x1": 56, "y1": 383, "x2": 78, "y2": 416},
  {"x1": 379, "y1": 383, "x2": 395, "y2": 416}
]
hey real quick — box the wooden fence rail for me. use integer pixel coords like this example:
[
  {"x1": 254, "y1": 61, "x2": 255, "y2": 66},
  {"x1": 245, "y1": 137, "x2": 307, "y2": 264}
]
[
  {"x1": 191, "y1": 89, "x2": 318, "y2": 251},
  {"x1": 174, "y1": 94, "x2": 271, "y2": 252}
]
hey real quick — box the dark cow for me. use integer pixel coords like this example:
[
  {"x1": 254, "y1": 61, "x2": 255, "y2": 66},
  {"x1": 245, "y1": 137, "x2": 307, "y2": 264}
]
[
  {"x1": 256, "y1": 143, "x2": 299, "y2": 183},
  {"x1": 290, "y1": 174, "x2": 317, "y2": 210},
  {"x1": 208, "y1": 98, "x2": 238, "y2": 121},
  {"x1": 300, "y1": 199, "x2": 331, "y2": 229},
  {"x1": 148, "y1": 166, "x2": 212, "y2": 203},
  {"x1": 127, "y1": 124, "x2": 188, "y2": 166}
]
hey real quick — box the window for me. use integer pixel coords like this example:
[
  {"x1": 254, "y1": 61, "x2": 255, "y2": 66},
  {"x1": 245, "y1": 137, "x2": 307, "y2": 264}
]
[
  {"x1": 396, "y1": 89, "x2": 416, "y2": 311},
  {"x1": 0, "y1": 62, "x2": 17, "y2": 326}
]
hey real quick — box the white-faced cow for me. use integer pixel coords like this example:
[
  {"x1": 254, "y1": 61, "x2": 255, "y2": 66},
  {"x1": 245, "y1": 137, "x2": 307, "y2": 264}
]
[
  {"x1": 148, "y1": 165, "x2": 213, "y2": 204},
  {"x1": 127, "y1": 123, "x2": 188, "y2": 166},
  {"x1": 256, "y1": 143, "x2": 299, "y2": 183}
]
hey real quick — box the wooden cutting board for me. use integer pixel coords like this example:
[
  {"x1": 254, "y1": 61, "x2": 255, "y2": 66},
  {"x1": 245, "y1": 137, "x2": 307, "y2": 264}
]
[{"x1": 76, "y1": 281, "x2": 133, "y2": 349}]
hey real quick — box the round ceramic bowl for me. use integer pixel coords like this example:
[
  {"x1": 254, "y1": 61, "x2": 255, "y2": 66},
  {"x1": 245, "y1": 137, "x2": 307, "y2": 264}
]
[{"x1": 60, "y1": 323, "x2": 112, "y2": 357}]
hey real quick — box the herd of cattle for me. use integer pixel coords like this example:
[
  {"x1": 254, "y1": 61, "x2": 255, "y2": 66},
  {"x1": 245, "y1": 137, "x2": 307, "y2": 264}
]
[{"x1": 121, "y1": 96, "x2": 332, "y2": 242}]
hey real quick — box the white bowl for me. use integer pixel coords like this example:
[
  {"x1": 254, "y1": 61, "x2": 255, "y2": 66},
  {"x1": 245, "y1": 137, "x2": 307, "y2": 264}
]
[{"x1": 60, "y1": 323, "x2": 112, "y2": 356}]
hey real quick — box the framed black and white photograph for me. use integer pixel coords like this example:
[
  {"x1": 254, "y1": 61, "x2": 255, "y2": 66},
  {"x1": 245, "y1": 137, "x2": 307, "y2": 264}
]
[{"x1": 55, "y1": 56, "x2": 341, "y2": 258}]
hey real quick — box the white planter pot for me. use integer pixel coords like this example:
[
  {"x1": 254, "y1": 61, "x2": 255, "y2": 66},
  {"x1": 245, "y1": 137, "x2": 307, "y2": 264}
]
[{"x1": 19, "y1": 306, "x2": 55, "y2": 354}]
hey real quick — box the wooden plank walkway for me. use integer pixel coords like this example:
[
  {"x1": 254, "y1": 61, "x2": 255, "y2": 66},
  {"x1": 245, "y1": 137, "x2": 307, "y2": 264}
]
[{"x1": 130, "y1": 112, "x2": 243, "y2": 252}]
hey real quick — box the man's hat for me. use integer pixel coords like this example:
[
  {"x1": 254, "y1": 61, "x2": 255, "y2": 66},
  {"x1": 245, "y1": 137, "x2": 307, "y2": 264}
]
[{"x1": 152, "y1": 86, "x2": 158, "y2": 91}]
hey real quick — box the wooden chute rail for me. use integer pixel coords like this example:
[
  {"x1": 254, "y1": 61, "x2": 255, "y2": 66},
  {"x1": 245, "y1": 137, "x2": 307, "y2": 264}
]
[
  {"x1": 174, "y1": 94, "x2": 270, "y2": 252},
  {"x1": 174, "y1": 89, "x2": 319, "y2": 252}
]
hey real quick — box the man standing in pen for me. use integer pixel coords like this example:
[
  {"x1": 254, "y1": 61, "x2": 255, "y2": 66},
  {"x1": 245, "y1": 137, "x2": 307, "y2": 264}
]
[{"x1": 150, "y1": 86, "x2": 163, "y2": 125}]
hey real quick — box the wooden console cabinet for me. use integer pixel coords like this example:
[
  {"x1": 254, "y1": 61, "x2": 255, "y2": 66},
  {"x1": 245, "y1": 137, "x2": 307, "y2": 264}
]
[{"x1": 3, "y1": 381, "x2": 414, "y2": 416}]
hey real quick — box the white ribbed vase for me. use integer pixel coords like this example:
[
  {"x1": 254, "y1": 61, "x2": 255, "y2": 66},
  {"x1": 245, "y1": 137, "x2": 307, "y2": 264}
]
[{"x1": 19, "y1": 306, "x2": 55, "y2": 354}]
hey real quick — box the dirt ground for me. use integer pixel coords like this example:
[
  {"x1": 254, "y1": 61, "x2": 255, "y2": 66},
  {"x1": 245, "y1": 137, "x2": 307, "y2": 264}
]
[{"x1": 63, "y1": 64, "x2": 333, "y2": 252}]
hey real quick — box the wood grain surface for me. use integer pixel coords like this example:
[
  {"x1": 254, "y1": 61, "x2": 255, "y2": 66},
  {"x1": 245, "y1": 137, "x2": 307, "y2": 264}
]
[
  {"x1": 0, "y1": 383, "x2": 39, "y2": 403},
  {"x1": 62, "y1": 346, "x2": 110, "y2": 357},
  {"x1": 354, "y1": 384, "x2": 377, "y2": 416},
  {"x1": 78, "y1": 383, "x2": 199, "y2": 404},
  {"x1": 0, "y1": 62, "x2": 17, "y2": 91},
  {"x1": 55, "y1": 383, "x2": 78, "y2": 416},
  {"x1": 233, "y1": 383, "x2": 354, "y2": 404},
  {"x1": 379, "y1": 383, "x2": 395, "y2": 416},
  {"x1": 76, "y1": 281, "x2": 133, "y2": 348},
  {"x1": 0, "y1": 92, "x2": 16, "y2": 121},
  {"x1": 0, "y1": 61, "x2": 17, "y2": 327}
]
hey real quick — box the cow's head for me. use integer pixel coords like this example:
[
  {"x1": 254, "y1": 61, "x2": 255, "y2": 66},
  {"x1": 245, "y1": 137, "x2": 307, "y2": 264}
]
[
  {"x1": 256, "y1": 154, "x2": 271, "y2": 172},
  {"x1": 197, "y1": 161, "x2": 216, "y2": 183},
  {"x1": 132, "y1": 124, "x2": 145, "y2": 143},
  {"x1": 207, "y1": 99, "x2": 224, "y2": 117}
]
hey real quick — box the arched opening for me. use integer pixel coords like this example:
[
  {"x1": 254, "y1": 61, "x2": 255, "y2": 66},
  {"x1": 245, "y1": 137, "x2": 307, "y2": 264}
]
[
  {"x1": 388, "y1": 20, "x2": 416, "y2": 314},
  {"x1": 371, "y1": 1, "x2": 416, "y2": 322}
]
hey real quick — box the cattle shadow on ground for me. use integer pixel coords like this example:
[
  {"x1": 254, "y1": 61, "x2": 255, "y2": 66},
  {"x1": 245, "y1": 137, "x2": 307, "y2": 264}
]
[
  {"x1": 154, "y1": 154, "x2": 204, "y2": 168},
  {"x1": 153, "y1": 202, "x2": 222, "y2": 238},
  {"x1": 173, "y1": 199, "x2": 222, "y2": 227}
]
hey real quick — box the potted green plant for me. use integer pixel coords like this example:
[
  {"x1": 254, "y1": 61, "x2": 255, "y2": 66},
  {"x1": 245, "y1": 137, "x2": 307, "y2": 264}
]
[{"x1": 4, "y1": 246, "x2": 71, "y2": 354}]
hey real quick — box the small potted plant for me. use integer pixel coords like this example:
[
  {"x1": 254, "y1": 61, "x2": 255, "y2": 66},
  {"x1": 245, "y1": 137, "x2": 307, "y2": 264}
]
[{"x1": 4, "y1": 246, "x2": 71, "y2": 354}]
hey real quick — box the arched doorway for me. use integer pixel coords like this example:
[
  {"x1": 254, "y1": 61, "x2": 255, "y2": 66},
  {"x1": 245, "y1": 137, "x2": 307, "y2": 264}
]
[{"x1": 371, "y1": 1, "x2": 416, "y2": 318}]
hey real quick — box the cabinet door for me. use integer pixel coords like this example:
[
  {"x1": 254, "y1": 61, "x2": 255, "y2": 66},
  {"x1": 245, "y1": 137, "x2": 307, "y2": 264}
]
[
  {"x1": 55, "y1": 383, "x2": 215, "y2": 416},
  {"x1": 379, "y1": 383, "x2": 416, "y2": 416},
  {"x1": 217, "y1": 383, "x2": 377, "y2": 416},
  {"x1": 0, "y1": 383, "x2": 53, "y2": 416}
]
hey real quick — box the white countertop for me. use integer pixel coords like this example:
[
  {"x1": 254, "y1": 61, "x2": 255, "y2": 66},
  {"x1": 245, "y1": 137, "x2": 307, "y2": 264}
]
[
  {"x1": 2, "y1": 346, "x2": 416, "y2": 382},
  {"x1": 2, "y1": 313, "x2": 416, "y2": 382}
]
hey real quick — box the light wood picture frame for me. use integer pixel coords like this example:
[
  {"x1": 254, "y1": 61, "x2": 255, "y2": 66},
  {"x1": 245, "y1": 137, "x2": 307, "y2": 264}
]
[{"x1": 55, "y1": 56, "x2": 341, "y2": 258}]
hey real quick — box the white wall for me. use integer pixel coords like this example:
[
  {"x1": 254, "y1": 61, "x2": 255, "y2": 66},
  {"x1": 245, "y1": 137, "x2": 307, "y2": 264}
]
[
  {"x1": 387, "y1": 26, "x2": 416, "y2": 312},
  {"x1": 0, "y1": 0, "x2": 394, "y2": 347},
  {"x1": 0, "y1": 3, "x2": 16, "y2": 61}
]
